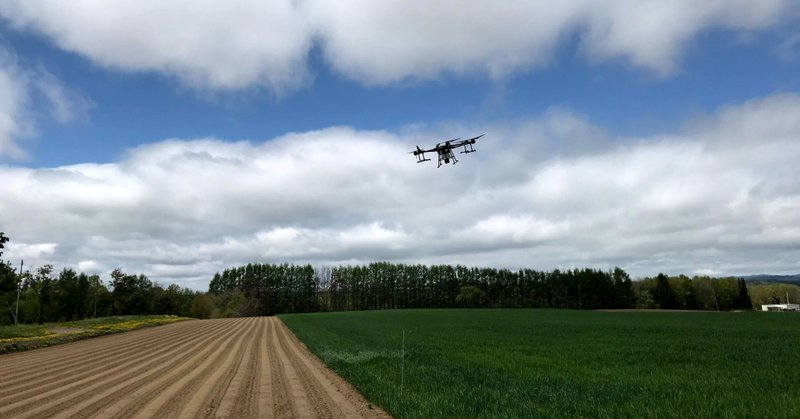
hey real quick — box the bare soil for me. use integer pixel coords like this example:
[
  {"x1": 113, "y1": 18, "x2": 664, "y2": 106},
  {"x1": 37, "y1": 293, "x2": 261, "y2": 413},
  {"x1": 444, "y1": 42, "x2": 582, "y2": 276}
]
[{"x1": 0, "y1": 317, "x2": 391, "y2": 419}]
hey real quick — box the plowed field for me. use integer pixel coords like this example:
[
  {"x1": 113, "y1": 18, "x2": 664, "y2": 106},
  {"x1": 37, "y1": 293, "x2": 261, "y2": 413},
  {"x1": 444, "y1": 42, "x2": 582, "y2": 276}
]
[{"x1": 0, "y1": 317, "x2": 390, "y2": 419}]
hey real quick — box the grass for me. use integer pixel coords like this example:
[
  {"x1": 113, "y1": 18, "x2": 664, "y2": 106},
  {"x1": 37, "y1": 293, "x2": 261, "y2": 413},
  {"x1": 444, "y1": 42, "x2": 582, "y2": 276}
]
[
  {"x1": 280, "y1": 309, "x2": 800, "y2": 419},
  {"x1": 0, "y1": 315, "x2": 192, "y2": 354}
]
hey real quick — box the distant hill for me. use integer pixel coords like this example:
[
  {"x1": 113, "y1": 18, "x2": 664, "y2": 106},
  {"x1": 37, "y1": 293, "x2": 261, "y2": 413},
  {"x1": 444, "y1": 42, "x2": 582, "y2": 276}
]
[{"x1": 741, "y1": 274, "x2": 800, "y2": 285}]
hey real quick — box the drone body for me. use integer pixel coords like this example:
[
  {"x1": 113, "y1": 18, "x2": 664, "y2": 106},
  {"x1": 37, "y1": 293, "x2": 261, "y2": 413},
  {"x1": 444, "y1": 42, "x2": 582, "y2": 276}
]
[{"x1": 410, "y1": 134, "x2": 484, "y2": 167}]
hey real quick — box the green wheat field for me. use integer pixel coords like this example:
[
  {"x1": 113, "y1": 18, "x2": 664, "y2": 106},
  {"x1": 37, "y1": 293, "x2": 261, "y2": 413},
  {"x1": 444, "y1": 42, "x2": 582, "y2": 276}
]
[{"x1": 281, "y1": 309, "x2": 800, "y2": 419}]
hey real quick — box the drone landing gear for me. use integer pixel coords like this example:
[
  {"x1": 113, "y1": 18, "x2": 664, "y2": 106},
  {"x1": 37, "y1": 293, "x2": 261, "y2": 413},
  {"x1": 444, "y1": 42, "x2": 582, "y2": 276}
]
[{"x1": 437, "y1": 150, "x2": 457, "y2": 168}]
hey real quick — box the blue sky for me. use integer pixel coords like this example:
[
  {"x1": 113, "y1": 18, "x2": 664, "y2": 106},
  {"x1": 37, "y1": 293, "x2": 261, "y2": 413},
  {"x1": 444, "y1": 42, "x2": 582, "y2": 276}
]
[
  {"x1": 1, "y1": 1, "x2": 799, "y2": 289},
  {"x1": 6, "y1": 17, "x2": 798, "y2": 167}
]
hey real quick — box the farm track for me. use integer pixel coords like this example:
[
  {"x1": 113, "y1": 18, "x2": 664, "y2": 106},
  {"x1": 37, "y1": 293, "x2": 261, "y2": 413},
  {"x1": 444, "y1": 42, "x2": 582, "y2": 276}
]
[{"x1": 0, "y1": 317, "x2": 390, "y2": 419}]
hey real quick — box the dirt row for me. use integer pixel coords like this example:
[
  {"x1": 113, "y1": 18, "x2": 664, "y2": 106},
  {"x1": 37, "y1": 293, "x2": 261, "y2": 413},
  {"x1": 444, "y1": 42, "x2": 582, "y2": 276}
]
[{"x1": 0, "y1": 317, "x2": 390, "y2": 419}]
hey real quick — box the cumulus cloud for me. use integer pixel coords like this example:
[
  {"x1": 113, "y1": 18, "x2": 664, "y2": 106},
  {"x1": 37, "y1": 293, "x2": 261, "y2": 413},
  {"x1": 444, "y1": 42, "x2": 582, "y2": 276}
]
[
  {"x1": 1, "y1": 1, "x2": 796, "y2": 90},
  {"x1": 1, "y1": 94, "x2": 799, "y2": 288},
  {"x1": 309, "y1": 0, "x2": 794, "y2": 83},
  {"x1": 577, "y1": 0, "x2": 792, "y2": 75},
  {"x1": 0, "y1": 0, "x2": 314, "y2": 92}
]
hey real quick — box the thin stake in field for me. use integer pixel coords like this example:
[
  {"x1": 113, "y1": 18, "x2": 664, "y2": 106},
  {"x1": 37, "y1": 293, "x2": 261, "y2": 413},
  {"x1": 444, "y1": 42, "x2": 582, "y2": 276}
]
[{"x1": 400, "y1": 330, "x2": 405, "y2": 404}]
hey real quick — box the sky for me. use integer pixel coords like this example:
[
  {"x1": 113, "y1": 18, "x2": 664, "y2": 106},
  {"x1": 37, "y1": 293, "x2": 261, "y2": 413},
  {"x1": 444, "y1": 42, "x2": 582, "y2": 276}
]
[{"x1": 0, "y1": 1, "x2": 799, "y2": 290}]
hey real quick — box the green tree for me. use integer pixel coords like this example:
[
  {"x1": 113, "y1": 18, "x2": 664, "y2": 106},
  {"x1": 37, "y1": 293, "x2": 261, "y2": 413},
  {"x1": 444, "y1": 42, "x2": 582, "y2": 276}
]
[
  {"x1": 632, "y1": 278, "x2": 656, "y2": 309},
  {"x1": 748, "y1": 283, "x2": 800, "y2": 308},
  {"x1": 712, "y1": 278, "x2": 738, "y2": 311},
  {"x1": 191, "y1": 293, "x2": 214, "y2": 319},
  {"x1": 32, "y1": 265, "x2": 55, "y2": 324},
  {"x1": 653, "y1": 274, "x2": 677, "y2": 309},
  {"x1": 57, "y1": 268, "x2": 86, "y2": 321},
  {"x1": 110, "y1": 268, "x2": 154, "y2": 315},
  {"x1": 455, "y1": 285, "x2": 487, "y2": 308},
  {"x1": 691, "y1": 277, "x2": 718, "y2": 311},
  {"x1": 736, "y1": 279, "x2": 754, "y2": 310},
  {"x1": 0, "y1": 232, "x2": 8, "y2": 257},
  {"x1": 0, "y1": 261, "x2": 20, "y2": 325},
  {"x1": 612, "y1": 267, "x2": 635, "y2": 308},
  {"x1": 669, "y1": 275, "x2": 696, "y2": 310}
]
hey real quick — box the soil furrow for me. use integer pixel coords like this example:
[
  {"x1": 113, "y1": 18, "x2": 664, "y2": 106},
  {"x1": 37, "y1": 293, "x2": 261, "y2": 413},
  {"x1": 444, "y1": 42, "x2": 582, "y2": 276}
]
[
  {"x1": 0, "y1": 317, "x2": 390, "y2": 419},
  {"x1": 0, "y1": 320, "x2": 227, "y2": 412},
  {"x1": 268, "y1": 316, "x2": 316, "y2": 418},
  {"x1": 266, "y1": 317, "x2": 296, "y2": 418},
  {"x1": 275, "y1": 318, "x2": 372, "y2": 418},
  {"x1": 5, "y1": 319, "x2": 244, "y2": 419},
  {"x1": 0, "y1": 320, "x2": 197, "y2": 376},
  {"x1": 214, "y1": 316, "x2": 264, "y2": 418},
  {"x1": 133, "y1": 317, "x2": 255, "y2": 418},
  {"x1": 0, "y1": 325, "x2": 191, "y2": 380},
  {"x1": 62, "y1": 318, "x2": 249, "y2": 419},
  {"x1": 174, "y1": 317, "x2": 260, "y2": 419},
  {"x1": 0, "y1": 320, "x2": 220, "y2": 401},
  {"x1": 273, "y1": 317, "x2": 337, "y2": 418},
  {"x1": 256, "y1": 317, "x2": 276, "y2": 418}
]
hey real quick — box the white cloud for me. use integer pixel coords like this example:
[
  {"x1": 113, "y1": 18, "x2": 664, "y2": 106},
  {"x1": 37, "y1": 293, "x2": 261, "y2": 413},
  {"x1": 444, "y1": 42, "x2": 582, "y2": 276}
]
[
  {"x1": 578, "y1": 0, "x2": 792, "y2": 76},
  {"x1": 1, "y1": 1, "x2": 796, "y2": 90},
  {"x1": 34, "y1": 66, "x2": 93, "y2": 124},
  {"x1": 77, "y1": 259, "x2": 105, "y2": 274},
  {"x1": 0, "y1": 0, "x2": 314, "y2": 92},
  {"x1": 0, "y1": 46, "x2": 32, "y2": 158},
  {"x1": 0, "y1": 44, "x2": 92, "y2": 158},
  {"x1": 309, "y1": 0, "x2": 794, "y2": 83},
  {"x1": 1, "y1": 94, "x2": 798, "y2": 289},
  {"x1": 7, "y1": 242, "x2": 57, "y2": 259},
  {"x1": 777, "y1": 32, "x2": 800, "y2": 60}
]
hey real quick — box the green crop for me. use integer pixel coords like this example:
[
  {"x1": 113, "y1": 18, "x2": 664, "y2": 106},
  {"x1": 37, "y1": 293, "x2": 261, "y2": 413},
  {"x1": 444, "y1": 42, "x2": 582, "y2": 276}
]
[{"x1": 281, "y1": 309, "x2": 800, "y2": 419}]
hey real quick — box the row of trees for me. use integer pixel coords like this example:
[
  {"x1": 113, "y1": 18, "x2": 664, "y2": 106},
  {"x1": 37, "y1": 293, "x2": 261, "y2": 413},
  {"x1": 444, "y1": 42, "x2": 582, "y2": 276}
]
[
  {"x1": 209, "y1": 263, "x2": 318, "y2": 316},
  {"x1": 2, "y1": 262, "x2": 214, "y2": 326},
  {"x1": 1, "y1": 231, "x2": 214, "y2": 325},
  {"x1": 748, "y1": 282, "x2": 800, "y2": 307},
  {"x1": 209, "y1": 262, "x2": 636, "y2": 314},
  {"x1": 1, "y1": 264, "x2": 214, "y2": 325},
  {"x1": 1, "y1": 231, "x2": 761, "y2": 322},
  {"x1": 632, "y1": 274, "x2": 753, "y2": 311},
  {"x1": 209, "y1": 262, "x2": 762, "y2": 316}
]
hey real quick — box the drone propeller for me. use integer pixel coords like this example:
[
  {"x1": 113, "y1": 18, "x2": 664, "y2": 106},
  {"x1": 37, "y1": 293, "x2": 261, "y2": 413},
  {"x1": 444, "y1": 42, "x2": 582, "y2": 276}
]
[
  {"x1": 466, "y1": 134, "x2": 484, "y2": 142},
  {"x1": 408, "y1": 145, "x2": 424, "y2": 155}
]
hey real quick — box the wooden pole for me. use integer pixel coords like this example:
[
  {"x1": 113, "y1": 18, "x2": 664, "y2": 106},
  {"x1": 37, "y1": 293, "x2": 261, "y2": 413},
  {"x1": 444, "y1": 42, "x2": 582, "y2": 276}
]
[{"x1": 14, "y1": 259, "x2": 23, "y2": 326}]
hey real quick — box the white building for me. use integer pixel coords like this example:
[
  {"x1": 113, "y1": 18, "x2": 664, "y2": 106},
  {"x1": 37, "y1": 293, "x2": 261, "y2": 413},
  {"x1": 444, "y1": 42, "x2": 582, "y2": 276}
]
[{"x1": 761, "y1": 303, "x2": 800, "y2": 312}]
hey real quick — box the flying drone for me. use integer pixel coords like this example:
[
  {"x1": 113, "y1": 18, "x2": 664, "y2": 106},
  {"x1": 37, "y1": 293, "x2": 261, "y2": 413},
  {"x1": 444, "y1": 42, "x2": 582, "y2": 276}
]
[{"x1": 410, "y1": 134, "x2": 484, "y2": 167}]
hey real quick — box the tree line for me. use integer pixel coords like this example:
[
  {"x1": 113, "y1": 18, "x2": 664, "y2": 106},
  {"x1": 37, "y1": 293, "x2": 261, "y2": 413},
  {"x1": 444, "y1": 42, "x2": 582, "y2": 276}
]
[
  {"x1": 1, "y1": 231, "x2": 760, "y2": 323},
  {"x1": 209, "y1": 262, "x2": 637, "y2": 315},
  {"x1": 0, "y1": 233, "x2": 213, "y2": 325},
  {"x1": 209, "y1": 262, "x2": 760, "y2": 316},
  {"x1": 0, "y1": 264, "x2": 213, "y2": 325},
  {"x1": 632, "y1": 273, "x2": 753, "y2": 311}
]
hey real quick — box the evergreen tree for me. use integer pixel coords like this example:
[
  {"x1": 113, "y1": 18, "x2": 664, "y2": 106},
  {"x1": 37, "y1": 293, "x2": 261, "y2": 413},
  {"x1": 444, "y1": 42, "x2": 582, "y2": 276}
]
[
  {"x1": 737, "y1": 278, "x2": 754, "y2": 310},
  {"x1": 612, "y1": 267, "x2": 635, "y2": 308},
  {"x1": 653, "y1": 273, "x2": 677, "y2": 309}
]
